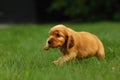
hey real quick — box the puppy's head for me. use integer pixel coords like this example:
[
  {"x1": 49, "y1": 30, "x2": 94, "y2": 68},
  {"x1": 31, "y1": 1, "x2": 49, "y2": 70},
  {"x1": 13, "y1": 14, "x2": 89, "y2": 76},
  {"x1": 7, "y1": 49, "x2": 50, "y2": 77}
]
[{"x1": 44, "y1": 24, "x2": 74, "y2": 51}]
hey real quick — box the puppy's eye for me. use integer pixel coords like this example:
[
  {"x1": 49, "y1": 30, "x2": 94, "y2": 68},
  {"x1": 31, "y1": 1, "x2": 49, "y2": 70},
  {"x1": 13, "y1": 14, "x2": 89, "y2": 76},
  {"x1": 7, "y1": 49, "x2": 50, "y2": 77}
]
[{"x1": 56, "y1": 33, "x2": 61, "y2": 37}]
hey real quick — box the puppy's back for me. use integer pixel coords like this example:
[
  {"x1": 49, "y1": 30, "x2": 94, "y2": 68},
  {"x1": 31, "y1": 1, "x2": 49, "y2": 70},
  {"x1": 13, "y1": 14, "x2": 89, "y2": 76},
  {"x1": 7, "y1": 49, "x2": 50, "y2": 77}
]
[{"x1": 76, "y1": 32, "x2": 104, "y2": 59}]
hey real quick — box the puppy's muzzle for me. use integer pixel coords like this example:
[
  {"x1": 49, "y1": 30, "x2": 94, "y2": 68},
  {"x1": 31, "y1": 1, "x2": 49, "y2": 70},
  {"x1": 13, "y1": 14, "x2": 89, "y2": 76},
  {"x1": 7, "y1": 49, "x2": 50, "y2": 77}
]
[
  {"x1": 48, "y1": 40, "x2": 52, "y2": 45},
  {"x1": 44, "y1": 40, "x2": 53, "y2": 50}
]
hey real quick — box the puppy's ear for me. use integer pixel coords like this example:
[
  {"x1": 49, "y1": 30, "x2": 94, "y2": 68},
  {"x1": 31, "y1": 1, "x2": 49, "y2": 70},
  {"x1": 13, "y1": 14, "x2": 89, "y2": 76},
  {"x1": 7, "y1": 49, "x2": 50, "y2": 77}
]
[{"x1": 67, "y1": 35, "x2": 74, "y2": 51}]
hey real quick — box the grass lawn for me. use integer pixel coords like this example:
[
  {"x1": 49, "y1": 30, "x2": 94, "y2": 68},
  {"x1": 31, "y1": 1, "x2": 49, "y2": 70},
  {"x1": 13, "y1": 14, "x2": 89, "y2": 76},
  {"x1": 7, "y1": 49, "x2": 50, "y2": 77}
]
[{"x1": 0, "y1": 22, "x2": 120, "y2": 80}]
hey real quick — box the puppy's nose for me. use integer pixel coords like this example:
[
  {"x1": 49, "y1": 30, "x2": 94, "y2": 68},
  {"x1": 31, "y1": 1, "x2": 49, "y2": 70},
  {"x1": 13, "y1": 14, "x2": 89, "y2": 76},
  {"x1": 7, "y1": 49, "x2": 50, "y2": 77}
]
[{"x1": 48, "y1": 40, "x2": 52, "y2": 44}]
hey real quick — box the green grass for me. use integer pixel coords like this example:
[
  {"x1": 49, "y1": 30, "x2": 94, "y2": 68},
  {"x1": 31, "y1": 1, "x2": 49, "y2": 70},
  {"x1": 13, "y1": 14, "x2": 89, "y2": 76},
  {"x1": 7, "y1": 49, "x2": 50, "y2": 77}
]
[{"x1": 0, "y1": 22, "x2": 120, "y2": 80}]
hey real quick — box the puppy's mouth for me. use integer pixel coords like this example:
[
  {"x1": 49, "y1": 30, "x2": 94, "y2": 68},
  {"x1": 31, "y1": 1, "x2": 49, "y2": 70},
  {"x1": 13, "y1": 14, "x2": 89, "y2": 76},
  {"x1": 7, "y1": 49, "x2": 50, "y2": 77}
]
[
  {"x1": 44, "y1": 39, "x2": 65, "y2": 50},
  {"x1": 48, "y1": 40, "x2": 60, "y2": 47},
  {"x1": 44, "y1": 43, "x2": 62, "y2": 50},
  {"x1": 49, "y1": 44, "x2": 61, "y2": 48}
]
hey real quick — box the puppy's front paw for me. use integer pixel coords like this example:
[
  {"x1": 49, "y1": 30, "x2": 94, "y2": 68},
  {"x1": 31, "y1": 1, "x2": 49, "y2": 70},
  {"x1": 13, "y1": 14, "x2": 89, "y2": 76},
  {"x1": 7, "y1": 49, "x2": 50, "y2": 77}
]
[{"x1": 53, "y1": 61, "x2": 59, "y2": 65}]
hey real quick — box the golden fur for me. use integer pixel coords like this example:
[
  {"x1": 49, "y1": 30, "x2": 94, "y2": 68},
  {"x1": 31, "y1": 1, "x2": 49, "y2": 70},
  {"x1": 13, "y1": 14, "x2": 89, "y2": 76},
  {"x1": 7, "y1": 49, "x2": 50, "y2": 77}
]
[{"x1": 44, "y1": 25, "x2": 105, "y2": 65}]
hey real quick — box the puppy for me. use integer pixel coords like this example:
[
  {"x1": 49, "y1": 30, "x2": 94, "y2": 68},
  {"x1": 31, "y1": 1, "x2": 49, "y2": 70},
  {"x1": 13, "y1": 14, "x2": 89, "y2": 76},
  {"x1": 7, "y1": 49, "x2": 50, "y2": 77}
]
[{"x1": 44, "y1": 25, "x2": 105, "y2": 65}]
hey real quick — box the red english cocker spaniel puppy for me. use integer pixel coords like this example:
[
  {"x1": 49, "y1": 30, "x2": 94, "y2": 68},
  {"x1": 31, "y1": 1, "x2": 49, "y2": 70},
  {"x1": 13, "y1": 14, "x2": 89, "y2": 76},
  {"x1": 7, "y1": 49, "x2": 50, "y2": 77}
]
[{"x1": 44, "y1": 25, "x2": 105, "y2": 65}]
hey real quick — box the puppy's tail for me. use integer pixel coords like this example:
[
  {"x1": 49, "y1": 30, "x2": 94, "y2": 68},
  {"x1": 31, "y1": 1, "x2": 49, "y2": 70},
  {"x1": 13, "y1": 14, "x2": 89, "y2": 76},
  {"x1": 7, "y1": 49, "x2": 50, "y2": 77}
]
[{"x1": 96, "y1": 39, "x2": 105, "y2": 60}]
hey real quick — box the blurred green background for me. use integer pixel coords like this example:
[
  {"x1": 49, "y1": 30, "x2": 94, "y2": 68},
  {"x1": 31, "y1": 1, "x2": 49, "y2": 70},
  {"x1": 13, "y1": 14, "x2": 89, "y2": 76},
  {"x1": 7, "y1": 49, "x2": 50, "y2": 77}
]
[
  {"x1": 49, "y1": 0, "x2": 120, "y2": 22},
  {"x1": 0, "y1": 0, "x2": 120, "y2": 23}
]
